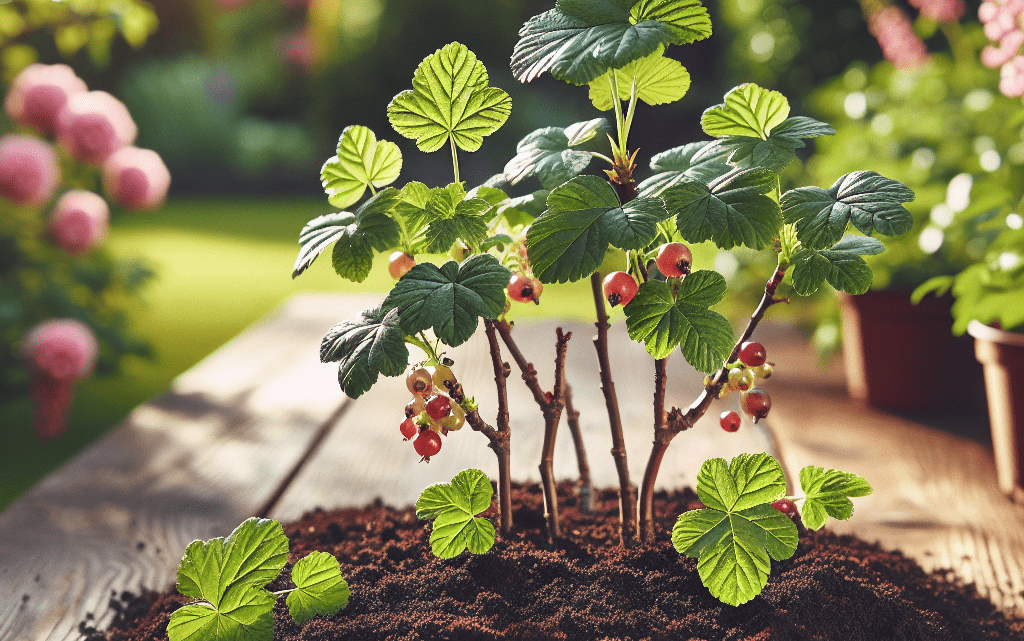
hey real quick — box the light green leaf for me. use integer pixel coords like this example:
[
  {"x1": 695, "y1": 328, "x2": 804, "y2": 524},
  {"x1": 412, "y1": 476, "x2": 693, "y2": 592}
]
[
  {"x1": 381, "y1": 254, "x2": 511, "y2": 347},
  {"x1": 388, "y1": 42, "x2": 511, "y2": 153},
  {"x1": 416, "y1": 469, "x2": 496, "y2": 559},
  {"x1": 662, "y1": 168, "x2": 781, "y2": 250},
  {"x1": 672, "y1": 454, "x2": 797, "y2": 606},
  {"x1": 320, "y1": 306, "x2": 409, "y2": 399},
  {"x1": 781, "y1": 171, "x2": 914, "y2": 250},
  {"x1": 423, "y1": 183, "x2": 491, "y2": 252},
  {"x1": 504, "y1": 118, "x2": 608, "y2": 189},
  {"x1": 638, "y1": 141, "x2": 732, "y2": 197},
  {"x1": 511, "y1": 0, "x2": 711, "y2": 85},
  {"x1": 587, "y1": 47, "x2": 691, "y2": 111},
  {"x1": 286, "y1": 551, "x2": 349, "y2": 626},
  {"x1": 798, "y1": 466, "x2": 872, "y2": 530},
  {"x1": 321, "y1": 125, "x2": 403, "y2": 209},
  {"x1": 623, "y1": 277, "x2": 733, "y2": 371},
  {"x1": 695, "y1": 116, "x2": 835, "y2": 173},
  {"x1": 168, "y1": 585, "x2": 275, "y2": 641},
  {"x1": 790, "y1": 235, "x2": 885, "y2": 296},
  {"x1": 701, "y1": 83, "x2": 789, "y2": 140}
]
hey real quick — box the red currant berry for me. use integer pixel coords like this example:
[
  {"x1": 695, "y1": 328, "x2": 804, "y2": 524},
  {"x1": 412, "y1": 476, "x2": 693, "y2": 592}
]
[
  {"x1": 400, "y1": 417, "x2": 417, "y2": 440},
  {"x1": 405, "y1": 368, "x2": 432, "y2": 396},
  {"x1": 426, "y1": 395, "x2": 451, "y2": 420},
  {"x1": 655, "y1": 242, "x2": 692, "y2": 277},
  {"x1": 771, "y1": 498, "x2": 798, "y2": 518},
  {"x1": 740, "y1": 388, "x2": 772, "y2": 423},
  {"x1": 389, "y1": 251, "x2": 415, "y2": 279},
  {"x1": 508, "y1": 273, "x2": 542, "y2": 304},
  {"x1": 720, "y1": 410, "x2": 741, "y2": 433},
  {"x1": 737, "y1": 370, "x2": 755, "y2": 392},
  {"x1": 738, "y1": 341, "x2": 767, "y2": 368},
  {"x1": 414, "y1": 430, "x2": 442, "y2": 460},
  {"x1": 602, "y1": 271, "x2": 639, "y2": 307}
]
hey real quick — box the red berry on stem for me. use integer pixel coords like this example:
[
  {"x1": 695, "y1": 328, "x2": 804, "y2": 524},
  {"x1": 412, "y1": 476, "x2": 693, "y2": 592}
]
[
  {"x1": 508, "y1": 274, "x2": 542, "y2": 304},
  {"x1": 740, "y1": 388, "x2": 772, "y2": 423},
  {"x1": 772, "y1": 498, "x2": 798, "y2": 518},
  {"x1": 414, "y1": 430, "x2": 442, "y2": 460},
  {"x1": 389, "y1": 251, "x2": 415, "y2": 279},
  {"x1": 603, "y1": 271, "x2": 639, "y2": 307},
  {"x1": 720, "y1": 410, "x2": 741, "y2": 433},
  {"x1": 655, "y1": 242, "x2": 692, "y2": 277},
  {"x1": 425, "y1": 394, "x2": 451, "y2": 420},
  {"x1": 400, "y1": 417, "x2": 417, "y2": 440},
  {"x1": 405, "y1": 397, "x2": 425, "y2": 417},
  {"x1": 738, "y1": 341, "x2": 767, "y2": 368}
]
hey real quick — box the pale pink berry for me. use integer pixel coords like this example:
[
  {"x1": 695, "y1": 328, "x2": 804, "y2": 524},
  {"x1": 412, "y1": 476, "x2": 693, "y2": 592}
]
[
  {"x1": 102, "y1": 147, "x2": 171, "y2": 211},
  {"x1": 23, "y1": 318, "x2": 98, "y2": 381},
  {"x1": 56, "y1": 91, "x2": 137, "y2": 165},
  {"x1": 4, "y1": 63, "x2": 87, "y2": 135},
  {"x1": 982, "y1": 29, "x2": 1024, "y2": 68},
  {"x1": 1000, "y1": 56, "x2": 1024, "y2": 97},
  {"x1": 0, "y1": 134, "x2": 59, "y2": 208},
  {"x1": 49, "y1": 190, "x2": 110, "y2": 255}
]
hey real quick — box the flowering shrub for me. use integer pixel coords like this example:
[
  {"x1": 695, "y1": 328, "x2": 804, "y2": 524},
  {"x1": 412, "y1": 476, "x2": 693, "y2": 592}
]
[{"x1": 21, "y1": 318, "x2": 97, "y2": 439}]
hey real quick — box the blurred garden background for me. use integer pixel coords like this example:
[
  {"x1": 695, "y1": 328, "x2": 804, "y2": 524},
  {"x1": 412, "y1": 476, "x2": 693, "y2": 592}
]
[{"x1": 3, "y1": 0, "x2": 1021, "y2": 509}]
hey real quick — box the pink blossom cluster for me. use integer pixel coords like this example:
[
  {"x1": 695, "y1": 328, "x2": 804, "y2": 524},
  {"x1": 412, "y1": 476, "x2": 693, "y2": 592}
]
[
  {"x1": 868, "y1": 6, "x2": 931, "y2": 70},
  {"x1": 980, "y1": 0, "x2": 1024, "y2": 97},
  {"x1": 22, "y1": 319, "x2": 98, "y2": 440},
  {"x1": 49, "y1": 190, "x2": 110, "y2": 255},
  {"x1": 909, "y1": 0, "x2": 967, "y2": 23}
]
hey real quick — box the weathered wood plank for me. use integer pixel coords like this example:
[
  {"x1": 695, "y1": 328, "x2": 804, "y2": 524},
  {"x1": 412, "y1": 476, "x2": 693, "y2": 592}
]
[
  {"x1": 0, "y1": 293, "x2": 381, "y2": 641},
  {"x1": 271, "y1": 317, "x2": 776, "y2": 522}
]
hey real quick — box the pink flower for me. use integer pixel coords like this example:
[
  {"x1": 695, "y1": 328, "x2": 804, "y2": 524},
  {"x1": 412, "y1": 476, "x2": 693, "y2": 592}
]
[
  {"x1": 910, "y1": 0, "x2": 966, "y2": 23},
  {"x1": 982, "y1": 29, "x2": 1024, "y2": 68},
  {"x1": 22, "y1": 318, "x2": 98, "y2": 440},
  {"x1": 4, "y1": 63, "x2": 87, "y2": 136},
  {"x1": 56, "y1": 91, "x2": 137, "y2": 165},
  {"x1": 868, "y1": 6, "x2": 931, "y2": 69},
  {"x1": 102, "y1": 146, "x2": 171, "y2": 211},
  {"x1": 49, "y1": 190, "x2": 110, "y2": 255},
  {"x1": 1000, "y1": 55, "x2": 1024, "y2": 96},
  {"x1": 0, "y1": 134, "x2": 60, "y2": 208}
]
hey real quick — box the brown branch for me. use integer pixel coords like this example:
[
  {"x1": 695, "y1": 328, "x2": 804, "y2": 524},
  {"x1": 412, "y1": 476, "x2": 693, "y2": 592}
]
[
  {"x1": 562, "y1": 383, "x2": 594, "y2": 513},
  {"x1": 495, "y1": 319, "x2": 571, "y2": 539},
  {"x1": 639, "y1": 357, "x2": 669, "y2": 542},
  {"x1": 590, "y1": 271, "x2": 637, "y2": 547}
]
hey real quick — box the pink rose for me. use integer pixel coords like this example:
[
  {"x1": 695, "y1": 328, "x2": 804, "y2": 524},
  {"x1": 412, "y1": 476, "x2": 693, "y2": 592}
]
[
  {"x1": 22, "y1": 318, "x2": 98, "y2": 440},
  {"x1": 56, "y1": 91, "x2": 138, "y2": 165},
  {"x1": 4, "y1": 63, "x2": 87, "y2": 135},
  {"x1": 49, "y1": 190, "x2": 110, "y2": 255},
  {"x1": 102, "y1": 146, "x2": 171, "y2": 211},
  {"x1": 0, "y1": 134, "x2": 60, "y2": 208}
]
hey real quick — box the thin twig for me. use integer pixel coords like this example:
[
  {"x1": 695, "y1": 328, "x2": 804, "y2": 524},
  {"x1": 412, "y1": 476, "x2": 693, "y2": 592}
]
[{"x1": 562, "y1": 383, "x2": 594, "y2": 513}]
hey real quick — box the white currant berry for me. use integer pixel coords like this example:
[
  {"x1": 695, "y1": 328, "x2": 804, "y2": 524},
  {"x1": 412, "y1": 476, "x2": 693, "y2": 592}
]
[
  {"x1": 405, "y1": 368, "x2": 432, "y2": 396},
  {"x1": 431, "y1": 364, "x2": 457, "y2": 391}
]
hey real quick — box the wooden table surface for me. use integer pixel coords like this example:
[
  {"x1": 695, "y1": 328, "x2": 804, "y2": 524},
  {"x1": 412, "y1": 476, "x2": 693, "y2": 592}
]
[{"x1": 1, "y1": 293, "x2": 1022, "y2": 641}]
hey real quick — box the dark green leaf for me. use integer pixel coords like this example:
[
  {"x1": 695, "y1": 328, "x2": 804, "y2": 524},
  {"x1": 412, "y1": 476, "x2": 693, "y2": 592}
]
[
  {"x1": 638, "y1": 141, "x2": 732, "y2": 197},
  {"x1": 798, "y1": 466, "x2": 872, "y2": 530},
  {"x1": 320, "y1": 307, "x2": 409, "y2": 398},
  {"x1": 331, "y1": 234, "x2": 373, "y2": 283},
  {"x1": 504, "y1": 118, "x2": 608, "y2": 189},
  {"x1": 790, "y1": 235, "x2": 885, "y2": 296},
  {"x1": 511, "y1": 0, "x2": 711, "y2": 85},
  {"x1": 663, "y1": 168, "x2": 781, "y2": 249},
  {"x1": 292, "y1": 189, "x2": 400, "y2": 278},
  {"x1": 382, "y1": 254, "x2": 511, "y2": 347},
  {"x1": 781, "y1": 171, "x2": 914, "y2": 250},
  {"x1": 602, "y1": 196, "x2": 671, "y2": 250},
  {"x1": 416, "y1": 469, "x2": 496, "y2": 558}
]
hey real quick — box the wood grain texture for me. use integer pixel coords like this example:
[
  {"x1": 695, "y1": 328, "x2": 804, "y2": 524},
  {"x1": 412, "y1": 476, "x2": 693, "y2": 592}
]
[
  {"x1": 270, "y1": 317, "x2": 776, "y2": 522},
  {"x1": 0, "y1": 294, "x2": 381, "y2": 641},
  {"x1": 761, "y1": 324, "x2": 1024, "y2": 619}
]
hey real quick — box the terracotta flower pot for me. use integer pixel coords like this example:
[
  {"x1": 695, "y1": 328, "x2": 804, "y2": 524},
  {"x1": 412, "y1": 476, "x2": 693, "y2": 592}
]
[
  {"x1": 838, "y1": 290, "x2": 985, "y2": 413},
  {"x1": 968, "y1": 321, "x2": 1024, "y2": 504}
]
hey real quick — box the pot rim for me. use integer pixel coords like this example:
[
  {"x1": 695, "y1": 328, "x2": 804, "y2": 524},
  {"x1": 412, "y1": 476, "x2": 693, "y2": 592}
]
[{"x1": 967, "y1": 320, "x2": 1024, "y2": 347}]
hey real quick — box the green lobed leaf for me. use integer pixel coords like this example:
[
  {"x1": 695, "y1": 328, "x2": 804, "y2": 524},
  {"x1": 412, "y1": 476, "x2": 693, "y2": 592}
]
[
  {"x1": 701, "y1": 83, "x2": 789, "y2": 139},
  {"x1": 321, "y1": 125, "x2": 402, "y2": 210},
  {"x1": 330, "y1": 233, "x2": 373, "y2": 283},
  {"x1": 388, "y1": 42, "x2": 511, "y2": 153},
  {"x1": 798, "y1": 466, "x2": 872, "y2": 530},
  {"x1": 623, "y1": 276, "x2": 733, "y2": 371},
  {"x1": 587, "y1": 46, "x2": 691, "y2": 111},
  {"x1": 511, "y1": 0, "x2": 711, "y2": 85},
  {"x1": 781, "y1": 171, "x2": 915, "y2": 250},
  {"x1": 292, "y1": 189, "x2": 400, "y2": 279},
  {"x1": 320, "y1": 306, "x2": 409, "y2": 399},
  {"x1": 168, "y1": 585, "x2": 275, "y2": 641},
  {"x1": 504, "y1": 118, "x2": 608, "y2": 189},
  {"x1": 695, "y1": 116, "x2": 835, "y2": 173},
  {"x1": 638, "y1": 141, "x2": 732, "y2": 197},
  {"x1": 381, "y1": 254, "x2": 511, "y2": 347},
  {"x1": 416, "y1": 469, "x2": 496, "y2": 559},
  {"x1": 286, "y1": 551, "x2": 350, "y2": 626},
  {"x1": 672, "y1": 454, "x2": 797, "y2": 606},
  {"x1": 526, "y1": 176, "x2": 667, "y2": 283},
  {"x1": 790, "y1": 235, "x2": 885, "y2": 296},
  {"x1": 423, "y1": 183, "x2": 491, "y2": 252},
  {"x1": 662, "y1": 168, "x2": 781, "y2": 250}
]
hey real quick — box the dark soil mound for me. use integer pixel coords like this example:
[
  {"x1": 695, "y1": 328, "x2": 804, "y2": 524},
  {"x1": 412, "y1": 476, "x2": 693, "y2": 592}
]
[{"x1": 87, "y1": 483, "x2": 1024, "y2": 641}]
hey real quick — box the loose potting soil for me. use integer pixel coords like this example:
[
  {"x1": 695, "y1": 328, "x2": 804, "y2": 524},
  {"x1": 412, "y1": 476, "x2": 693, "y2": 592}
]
[{"x1": 85, "y1": 483, "x2": 1024, "y2": 641}]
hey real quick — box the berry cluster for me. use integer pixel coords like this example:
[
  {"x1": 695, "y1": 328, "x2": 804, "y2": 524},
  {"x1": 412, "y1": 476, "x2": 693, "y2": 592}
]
[
  {"x1": 401, "y1": 365, "x2": 466, "y2": 461},
  {"x1": 601, "y1": 242, "x2": 692, "y2": 308},
  {"x1": 714, "y1": 341, "x2": 775, "y2": 432}
]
